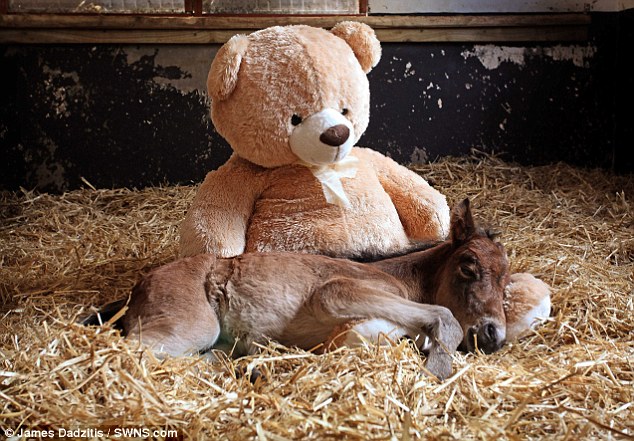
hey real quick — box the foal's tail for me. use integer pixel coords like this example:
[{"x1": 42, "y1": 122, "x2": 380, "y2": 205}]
[{"x1": 80, "y1": 298, "x2": 129, "y2": 331}]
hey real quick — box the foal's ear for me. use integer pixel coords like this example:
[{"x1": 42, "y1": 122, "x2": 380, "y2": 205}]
[{"x1": 450, "y1": 198, "x2": 476, "y2": 244}]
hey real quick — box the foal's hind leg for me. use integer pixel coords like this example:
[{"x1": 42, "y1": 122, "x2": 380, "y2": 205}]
[
  {"x1": 125, "y1": 311, "x2": 220, "y2": 357},
  {"x1": 121, "y1": 256, "x2": 221, "y2": 357},
  {"x1": 311, "y1": 278, "x2": 463, "y2": 380}
]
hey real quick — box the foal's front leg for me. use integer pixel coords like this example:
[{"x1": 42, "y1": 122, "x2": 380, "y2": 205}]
[{"x1": 311, "y1": 278, "x2": 463, "y2": 380}]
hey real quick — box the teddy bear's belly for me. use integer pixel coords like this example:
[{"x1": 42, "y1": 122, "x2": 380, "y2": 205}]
[{"x1": 245, "y1": 180, "x2": 410, "y2": 258}]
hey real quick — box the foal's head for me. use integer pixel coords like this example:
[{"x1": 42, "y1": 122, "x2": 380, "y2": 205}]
[{"x1": 435, "y1": 199, "x2": 510, "y2": 354}]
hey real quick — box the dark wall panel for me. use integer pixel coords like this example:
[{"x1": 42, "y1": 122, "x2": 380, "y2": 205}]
[
  {"x1": 363, "y1": 41, "x2": 614, "y2": 168},
  {"x1": 1, "y1": 45, "x2": 228, "y2": 192}
]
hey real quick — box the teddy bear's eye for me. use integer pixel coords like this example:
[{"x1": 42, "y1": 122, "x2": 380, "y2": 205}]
[
  {"x1": 341, "y1": 108, "x2": 349, "y2": 116},
  {"x1": 291, "y1": 114, "x2": 303, "y2": 126}
]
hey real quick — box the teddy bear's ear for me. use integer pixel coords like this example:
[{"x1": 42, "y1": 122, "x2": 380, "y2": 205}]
[
  {"x1": 207, "y1": 34, "x2": 249, "y2": 101},
  {"x1": 331, "y1": 21, "x2": 382, "y2": 74}
]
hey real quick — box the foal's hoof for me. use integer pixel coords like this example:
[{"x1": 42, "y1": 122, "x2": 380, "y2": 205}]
[
  {"x1": 424, "y1": 350, "x2": 453, "y2": 381},
  {"x1": 235, "y1": 365, "x2": 266, "y2": 384}
]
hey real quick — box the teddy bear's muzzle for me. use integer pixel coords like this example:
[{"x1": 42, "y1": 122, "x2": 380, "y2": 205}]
[{"x1": 290, "y1": 108, "x2": 355, "y2": 166}]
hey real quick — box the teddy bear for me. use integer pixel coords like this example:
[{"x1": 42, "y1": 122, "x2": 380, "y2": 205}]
[
  {"x1": 179, "y1": 22, "x2": 449, "y2": 260},
  {"x1": 179, "y1": 22, "x2": 551, "y2": 343}
]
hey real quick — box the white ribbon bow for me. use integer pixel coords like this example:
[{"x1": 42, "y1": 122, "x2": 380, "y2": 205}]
[{"x1": 301, "y1": 156, "x2": 359, "y2": 208}]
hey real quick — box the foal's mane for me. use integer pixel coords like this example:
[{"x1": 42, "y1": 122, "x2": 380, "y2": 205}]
[
  {"x1": 351, "y1": 240, "x2": 444, "y2": 263},
  {"x1": 351, "y1": 225, "x2": 501, "y2": 264}
]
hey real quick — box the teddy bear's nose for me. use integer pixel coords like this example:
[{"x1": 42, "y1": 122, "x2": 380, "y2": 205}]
[{"x1": 320, "y1": 125, "x2": 350, "y2": 146}]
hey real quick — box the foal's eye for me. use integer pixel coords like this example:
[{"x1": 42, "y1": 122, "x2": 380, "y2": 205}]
[
  {"x1": 458, "y1": 260, "x2": 479, "y2": 280},
  {"x1": 341, "y1": 108, "x2": 349, "y2": 116},
  {"x1": 291, "y1": 114, "x2": 303, "y2": 126}
]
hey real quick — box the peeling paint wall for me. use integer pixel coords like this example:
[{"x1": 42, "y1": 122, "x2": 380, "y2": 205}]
[
  {"x1": 124, "y1": 46, "x2": 210, "y2": 95},
  {"x1": 361, "y1": 38, "x2": 617, "y2": 169},
  {"x1": 1, "y1": 45, "x2": 225, "y2": 192},
  {"x1": 0, "y1": 12, "x2": 630, "y2": 192},
  {"x1": 460, "y1": 45, "x2": 597, "y2": 70}
]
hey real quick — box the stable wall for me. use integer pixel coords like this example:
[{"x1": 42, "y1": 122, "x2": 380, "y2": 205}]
[{"x1": 1, "y1": 11, "x2": 631, "y2": 192}]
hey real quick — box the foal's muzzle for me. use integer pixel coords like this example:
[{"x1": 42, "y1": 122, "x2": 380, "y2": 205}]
[{"x1": 466, "y1": 319, "x2": 505, "y2": 354}]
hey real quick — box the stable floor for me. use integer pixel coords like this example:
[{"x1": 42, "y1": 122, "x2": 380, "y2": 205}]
[{"x1": 1, "y1": 155, "x2": 632, "y2": 439}]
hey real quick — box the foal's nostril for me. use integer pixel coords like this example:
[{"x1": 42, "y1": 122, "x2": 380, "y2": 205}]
[
  {"x1": 320, "y1": 124, "x2": 350, "y2": 146},
  {"x1": 466, "y1": 322, "x2": 503, "y2": 354},
  {"x1": 476, "y1": 322, "x2": 504, "y2": 354},
  {"x1": 484, "y1": 323, "x2": 497, "y2": 342}
]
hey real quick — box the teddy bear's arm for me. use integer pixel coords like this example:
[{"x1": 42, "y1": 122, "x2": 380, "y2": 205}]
[
  {"x1": 355, "y1": 147, "x2": 450, "y2": 241},
  {"x1": 504, "y1": 273, "x2": 552, "y2": 341},
  {"x1": 179, "y1": 155, "x2": 266, "y2": 258}
]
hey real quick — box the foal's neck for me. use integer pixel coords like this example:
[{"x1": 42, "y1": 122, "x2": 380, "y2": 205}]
[{"x1": 370, "y1": 241, "x2": 454, "y2": 304}]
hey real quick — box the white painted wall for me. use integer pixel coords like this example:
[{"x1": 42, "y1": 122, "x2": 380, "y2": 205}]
[{"x1": 368, "y1": 0, "x2": 634, "y2": 13}]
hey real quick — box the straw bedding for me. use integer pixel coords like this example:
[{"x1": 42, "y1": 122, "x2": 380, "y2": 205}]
[{"x1": 1, "y1": 154, "x2": 632, "y2": 440}]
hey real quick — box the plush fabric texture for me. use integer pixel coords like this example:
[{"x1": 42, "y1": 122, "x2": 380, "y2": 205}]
[
  {"x1": 208, "y1": 25, "x2": 373, "y2": 169},
  {"x1": 180, "y1": 147, "x2": 448, "y2": 258},
  {"x1": 330, "y1": 21, "x2": 382, "y2": 73},
  {"x1": 181, "y1": 22, "x2": 449, "y2": 259},
  {"x1": 504, "y1": 273, "x2": 552, "y2": 341},
  {"x1": 207, "y1": 34, "x2": 249, "y2": 102}
]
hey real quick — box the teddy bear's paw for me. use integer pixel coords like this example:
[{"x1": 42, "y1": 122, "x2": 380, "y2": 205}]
[{"x1": 504, "y1": 273, "x2": 551, "y2": 341}]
